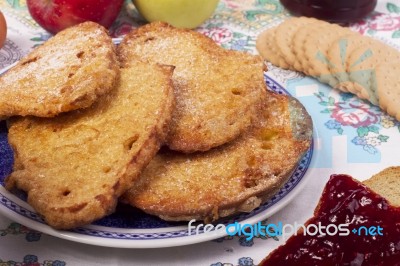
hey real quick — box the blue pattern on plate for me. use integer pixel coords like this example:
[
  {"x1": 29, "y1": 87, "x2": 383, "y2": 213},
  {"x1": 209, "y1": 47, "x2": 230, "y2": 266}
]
[
  {"x1": 0, "y1": 121, "x2": 13, "y2": 181},
  {"x1": 0, "y1": 75, "x2": 313, "y2": 240}
]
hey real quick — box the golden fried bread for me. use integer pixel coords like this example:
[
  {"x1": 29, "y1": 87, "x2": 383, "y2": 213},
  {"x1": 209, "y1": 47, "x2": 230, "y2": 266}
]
[
  {"x1": 5, "y1": 62, "x2": 175, "y2": 229},
  {"x1": 118, "y1": 22, "x2": 266, "y2": 153},
  {"x1": 363, "y1": 167, "x2": 400, "y2": 207},
  {"x1": 121, "y1": 91, "x2": 313, "y2": 222},
  {"x1": 0, "y1": 22, "x2": 118, "y2": 119}
]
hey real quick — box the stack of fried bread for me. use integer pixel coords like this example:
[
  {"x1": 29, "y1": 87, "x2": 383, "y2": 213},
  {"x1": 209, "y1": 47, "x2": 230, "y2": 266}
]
[
  {"x1": 256, "y1": 17, "x2": 400, "y2": 121},
  {"x1": 3, "y1": 21, "x2": 312, "y2": 229}
]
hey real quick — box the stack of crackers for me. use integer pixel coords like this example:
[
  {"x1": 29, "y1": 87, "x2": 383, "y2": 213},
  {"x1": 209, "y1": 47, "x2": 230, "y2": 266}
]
[
  {"x1": 1, "y1": 22, "x2": 313, "y2": 229},
  {"x1": 256, "y1": 17, "x2": 400, "y2": 121}
]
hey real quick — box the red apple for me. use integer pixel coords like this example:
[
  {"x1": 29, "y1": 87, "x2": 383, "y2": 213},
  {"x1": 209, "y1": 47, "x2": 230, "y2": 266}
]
[
  {"x1": 27, "y1": 0, "x2": 124, "y2": 34},
  {"x1": 0, "y1": 11, "x2": 7, "y2": 48}
]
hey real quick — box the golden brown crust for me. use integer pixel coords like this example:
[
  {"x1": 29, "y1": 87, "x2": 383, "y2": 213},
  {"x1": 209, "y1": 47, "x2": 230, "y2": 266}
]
[
  {"x1": 118, "y1": 22, "x2": 267, "y2": 153},
  {"x1": 5, "y1": 62, "x2": 175, "y2": 229},
  {"x1": 121, "y1": 90, "x2": 313, "y2": 222},
  {"x1": 363, "y1": 166, "x2": 400, "y2": 207},
  {"x1": 0, "y1": 22, "x2": 119, "y2": 119}
]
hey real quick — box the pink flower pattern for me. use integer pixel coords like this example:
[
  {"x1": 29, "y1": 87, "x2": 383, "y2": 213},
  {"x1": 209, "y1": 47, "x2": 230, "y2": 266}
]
[
  {"x1": 316, "y1": 91, "x2": 393, "y2": 155},
  {"x1": 198, "y1": 27, "x2": 233, "y2": 44},
  {"x1": 351, "y1": 13, "x2": 400, "y2": 34},
  {"x1": 331, "y1": 101, "x2": 380, "y2": 128}
]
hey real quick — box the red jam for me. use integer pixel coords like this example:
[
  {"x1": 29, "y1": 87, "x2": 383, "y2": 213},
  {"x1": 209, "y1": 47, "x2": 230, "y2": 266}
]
[
  {"x1": 261, "y1": 174, "x2": 400, "y2": 265},
  {"x1": 280, "y1": 0, "x2": 377, "y2": 23}
]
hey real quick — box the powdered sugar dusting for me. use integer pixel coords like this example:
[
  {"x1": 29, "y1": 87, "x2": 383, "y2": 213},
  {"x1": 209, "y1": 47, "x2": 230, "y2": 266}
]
[
  {"x1": 119, "y1": 24, "x2": 267, "y2": 152},
  {"x1": 126, "y1": 91, "x2": 313, "y2": 221},
  {"x1": 0, "y1": 22, "x2": 117, "y2": 117}
]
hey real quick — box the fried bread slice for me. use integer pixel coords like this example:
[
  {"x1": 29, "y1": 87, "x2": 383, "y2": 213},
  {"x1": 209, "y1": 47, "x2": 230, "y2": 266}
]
[
  {"x1": 0, "y1": 22, "x2": 119, "y2": 119},
  {"x1": 5, "y1": 62, "x2": 175, "y2": 229},
  {"x1": 121, "y1": 90, "x2": 313, "y2": 222},
  {"x1": 118, "y1": 22, "x2": 266, "y2": 153}
]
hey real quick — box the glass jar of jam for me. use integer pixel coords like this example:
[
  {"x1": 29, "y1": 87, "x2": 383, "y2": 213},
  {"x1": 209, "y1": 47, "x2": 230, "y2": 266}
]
[{"x1": 280, "y1": 0, "x2": 377, "y2": 23}]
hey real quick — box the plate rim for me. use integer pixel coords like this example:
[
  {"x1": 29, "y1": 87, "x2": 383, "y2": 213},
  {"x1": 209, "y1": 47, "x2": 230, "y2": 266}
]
[{"x1": 0, "y1": 72, "x2": 318, "y2": 248}]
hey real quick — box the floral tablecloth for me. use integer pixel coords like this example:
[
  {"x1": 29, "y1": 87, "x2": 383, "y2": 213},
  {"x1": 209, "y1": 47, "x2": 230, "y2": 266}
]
[{"x1": 0, "y1": 0, "x2": 400, "y2": 265}]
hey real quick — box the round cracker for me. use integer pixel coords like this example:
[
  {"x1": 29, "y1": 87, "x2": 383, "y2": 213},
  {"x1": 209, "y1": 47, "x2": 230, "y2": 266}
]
[
  {"x1": 256, "y1": 27, "x2": 291, "y2": 69},
  {"x1": 347, "y1": 40, "x2": 400, "y2": 105},
  {"x1": 275, "y1": 17, "x2": 318, "y2": 66},
  {"x1": 375, "y1": 63, "x2": 400, "y2": 120},
  {"x1": 121, "y1": 91, "x2": 313, "y2": 222},
  {"x1": 302, "y1": 23, "x2": 354, "y2": 87},
  {"x1": 327, "y1": 35, "x2": 376, "y2": 93},
  {"x1": 291, "y1": 26, "x2": 314, "y2": 73},
  {"x1": 345, "y1": 69, "x2": 375, "y2": 104}
]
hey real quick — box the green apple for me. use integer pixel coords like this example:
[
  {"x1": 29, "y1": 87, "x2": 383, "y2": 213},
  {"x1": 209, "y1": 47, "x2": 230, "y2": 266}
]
[{"x1": 132, "y1": 0, "x2": 219, "y2": 29}]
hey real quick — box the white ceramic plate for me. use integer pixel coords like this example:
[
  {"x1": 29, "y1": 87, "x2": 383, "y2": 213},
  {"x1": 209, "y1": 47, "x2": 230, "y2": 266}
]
[{"x1": 0, "y1": 67, "x2": 317, "y2": 248}]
